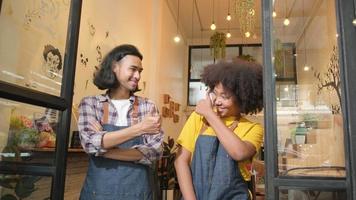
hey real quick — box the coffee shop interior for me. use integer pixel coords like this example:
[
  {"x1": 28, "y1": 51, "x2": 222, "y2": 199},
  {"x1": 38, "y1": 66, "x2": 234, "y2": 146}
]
[{"x1": 1, "y1": 0, "x2": 355, "y2": 199}]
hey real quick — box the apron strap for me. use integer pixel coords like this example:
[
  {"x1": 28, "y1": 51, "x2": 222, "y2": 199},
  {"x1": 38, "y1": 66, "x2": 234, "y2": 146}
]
[
  {"x1": 131, "y1": 96, "x2": 139, "y2": 124},
  {"x1": 103, "y1": 102, "x2": 109, "y2": 124},
  {"x1": 199, "y1": 118, "x2": 239, "y2": 135}
]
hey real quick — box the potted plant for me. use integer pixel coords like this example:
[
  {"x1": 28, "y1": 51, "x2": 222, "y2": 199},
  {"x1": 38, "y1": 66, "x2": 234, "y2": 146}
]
[
  {"x1": 157, "y1": 136, "x2": 181, "y2": 200},
  {"x1": 210, "y1": 32, "x2": 226, "y2": 60}
]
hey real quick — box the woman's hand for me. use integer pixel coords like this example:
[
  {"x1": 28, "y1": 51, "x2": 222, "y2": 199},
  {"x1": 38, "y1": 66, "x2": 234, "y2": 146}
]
[{"x1": 195, "y1": 93, "x2": 215, "y2": 117}]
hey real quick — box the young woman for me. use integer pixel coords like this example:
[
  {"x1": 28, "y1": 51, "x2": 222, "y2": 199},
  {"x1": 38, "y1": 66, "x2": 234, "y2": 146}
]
[{"x1": 175, "y1": 59, "x2": 263, "y2": 200}]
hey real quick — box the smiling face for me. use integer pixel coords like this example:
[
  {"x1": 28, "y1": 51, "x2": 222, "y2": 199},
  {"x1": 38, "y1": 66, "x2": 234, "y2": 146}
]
[
  {"x1": 210, "y1": 82, "x2": 240, "y2": 118},
  {"x1": 112, "y1": 55, "x2": 143, "y2": 93}
]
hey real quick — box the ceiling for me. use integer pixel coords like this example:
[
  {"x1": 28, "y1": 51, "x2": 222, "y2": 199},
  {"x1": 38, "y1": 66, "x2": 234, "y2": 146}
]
[{"x1": 166, "y1": 0, "x2": 318, "y2": 44}]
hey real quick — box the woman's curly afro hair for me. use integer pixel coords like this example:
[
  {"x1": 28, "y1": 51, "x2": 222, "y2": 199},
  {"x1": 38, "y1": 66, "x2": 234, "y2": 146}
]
[{"x1": 201, "y1": 58, "x2": 263, "y2": 115}]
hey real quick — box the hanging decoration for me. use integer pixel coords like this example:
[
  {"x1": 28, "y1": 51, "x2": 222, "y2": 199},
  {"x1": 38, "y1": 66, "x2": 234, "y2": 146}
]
[
  {"x1": 210, "y1": 32, "x2": 226, "y2": 59},
  {"x1": 234, "y1": 0, "x2": 256, "y2": 37}
]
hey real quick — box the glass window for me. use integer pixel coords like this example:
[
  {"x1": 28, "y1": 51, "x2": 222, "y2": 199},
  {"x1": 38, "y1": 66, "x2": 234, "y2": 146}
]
[
  {"x1": 0, "y1": 0, "x2": 70, "y2": 96},
  {"x1": 273, "y1": 0, "x2": 345, "y2": 177},
  {"x1": 0, "y1": 98, "x2": 58, "y2": 165},
  {"x1": 0, "y1": 174, "x2": 52, "y2": 199},
  {"x1": 188, "y1": 45, "x2": 262, "y2": 105}
]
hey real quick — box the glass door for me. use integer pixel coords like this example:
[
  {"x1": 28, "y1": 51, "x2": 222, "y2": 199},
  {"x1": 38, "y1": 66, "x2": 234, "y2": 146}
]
[
  {"x1": 0, "y1": 0, "x2": 81, "y2": 199},
  {"x1": 262, "y1": 0, "x2": 356, "y2": 199}
]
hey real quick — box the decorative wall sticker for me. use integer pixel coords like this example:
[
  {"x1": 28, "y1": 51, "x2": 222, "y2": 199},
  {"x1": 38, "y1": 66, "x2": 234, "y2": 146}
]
[
  {"x1": 24, "y1": 9, "x2": 41, "y2": 27},
  {"x1": 105, "y1": 31, "x2": 109, "y2": 38},
  {"x1": 96, "y1": 45, "x2": 102, "y2": 63},
  {"x1": 85, "y1": 80, "x2": 89, "y2": 90},
  {"x1": 23, "y1": 0, "x2": 60, "y2": 37},
  {"x1": 88, "y1": 22, "x2": 96, "y2": 36},
  {"x1": 42, "y1": 44, "x2": 62, "y2": 79},
  {"x1": 313, "y1": 45, "x2": 341, "y2": 114},
  {"x1": 79, "y1": 53, "x2": 88, "y2": 67}
]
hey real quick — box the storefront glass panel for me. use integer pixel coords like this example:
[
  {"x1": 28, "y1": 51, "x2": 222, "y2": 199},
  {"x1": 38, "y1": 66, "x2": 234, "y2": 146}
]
[
  {"x1": 273, "y1": 0, "x2": 345, "y2": 177},
  {"x1": 0, "y1": 0, "x2": 70, "y2": 96},
  {"x1": 0, "y1": 98, "x2": 58, "y2": 165}
]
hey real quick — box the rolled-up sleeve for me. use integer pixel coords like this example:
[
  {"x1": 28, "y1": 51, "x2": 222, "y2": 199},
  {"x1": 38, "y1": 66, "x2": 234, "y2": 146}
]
[
  {"x1": 132, "y1": 103, "x2": 164, "y2": 165},
  {"x1": 78, "y1": 97, "x2": 107, "y2": 156}
]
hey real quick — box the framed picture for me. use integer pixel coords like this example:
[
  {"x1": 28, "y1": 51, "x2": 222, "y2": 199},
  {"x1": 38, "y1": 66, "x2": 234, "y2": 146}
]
[
  {"x1": 169, "y1": 101, "x2": 175, "y2": 110},
  {"x1": 174, "y1": 103, "x2": 180, "y2": 111},
  {"x1": 162, "y1": 106, "x2": 169, "y2": 118},
  {"x1": 173, "y1": 114, "x2": 179, "y2": 123},
  {"x1": 163, "y1": 94, "x2": 170, "y2": 104}
]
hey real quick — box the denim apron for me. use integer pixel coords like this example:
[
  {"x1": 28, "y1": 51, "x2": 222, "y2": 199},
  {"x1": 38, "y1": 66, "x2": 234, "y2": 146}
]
[
  {"x1": 80, "y1": 99, "x2": 152, "y2": 200},
  {"x1": 190, "y1": 121, "x2": 250, "y2": 200}
]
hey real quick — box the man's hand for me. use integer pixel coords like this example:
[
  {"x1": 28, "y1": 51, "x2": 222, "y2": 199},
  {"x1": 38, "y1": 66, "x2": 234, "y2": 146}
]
[{"x1": 137, "y1": 115, "x2": 161, "y2": 135}]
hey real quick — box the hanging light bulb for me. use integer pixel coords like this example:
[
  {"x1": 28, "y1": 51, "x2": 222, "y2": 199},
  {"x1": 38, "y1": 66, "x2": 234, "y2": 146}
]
[
  {"x1": 174, "y1": 35, "x2": 181, "y2": 43},
  {"x1": 272, "y1": 11, "x2": 277, "y2": 18},
  {"x1": 226, "y1": 0, "x2": 231, "y2": 21},
  {"x1": 283, "y1": 0, "x2": 290, "y2": 26},
  {"x1": 245, "y1": 31, "x2": 251, "y2": 38},
  {"x1": 303, "y1": 65, "x2": 310, "y2": 71},
  {"x1": 211, "y1": 0, "x2": 216, "y2": 30},
  {"x1": 353, "y1": 19, "x2": 356, "y2": 26},
  {"x1": 210, "y1": 22, "x2": 216, "y2": 30},
  {"x1": 226, "y1": 14, "x2": 232, "y2": 21},
  {"x1": 173, "y1": 0, "x2": 181, "y2": 43},
  {"x1": 302, "y1": 0, "x2": 309, "y2": 72},
  {"x1": 283, "y1": 18, "x2": 290, "y2": 26},
  {"x1": 226, "y1": 32, "x2": 231, "y2": 38}
]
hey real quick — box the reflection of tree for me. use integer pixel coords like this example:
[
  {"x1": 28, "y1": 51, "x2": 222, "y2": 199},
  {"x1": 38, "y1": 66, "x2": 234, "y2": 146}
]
[{"x1": 313, "y1": 45, "x2": 341, "y2": 114}]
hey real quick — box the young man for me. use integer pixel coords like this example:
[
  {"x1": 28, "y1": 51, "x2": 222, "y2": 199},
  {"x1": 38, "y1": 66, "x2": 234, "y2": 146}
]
[
  {"x1": 175, "y1": 59, "x2": 264, "y2": 200},
  {"x1": 78, "y1": 44, "x2": 163, "y2": 200}
]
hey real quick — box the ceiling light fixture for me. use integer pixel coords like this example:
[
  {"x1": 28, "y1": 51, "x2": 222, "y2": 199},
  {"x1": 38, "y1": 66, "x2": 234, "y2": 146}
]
[
  {"x1": 174, "y1": 0, "x2": 181, "y2": 43},
  {"x1": 210, "y1": 0, "x2": 216, "y2": 30},
  {"x1": 226, "y1": 0, "x2": 232, "y2": 21},
  {"x1": 283, "y1": 0, "x2": 290, "y2": 26},
  {"x1": 283, "y1": 18, "x2": 290, "y2": 26},
  {"x1": 353, "y1": 0, "x2": 356, "y2": 26},
  {"x1": 302, "y1": 0, "x2": 310, "y2": 72},
  {"x1": 272, "y1": 11, "x2": 277, "y2": 18}
]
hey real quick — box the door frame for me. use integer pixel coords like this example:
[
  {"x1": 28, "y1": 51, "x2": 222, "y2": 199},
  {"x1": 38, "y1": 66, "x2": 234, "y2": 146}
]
[{"x1": 0, "y1": 1, "x2": 82, "y2": 199}]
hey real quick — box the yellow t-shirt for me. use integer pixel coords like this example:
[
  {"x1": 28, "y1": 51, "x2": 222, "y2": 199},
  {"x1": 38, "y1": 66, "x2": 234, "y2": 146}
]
[{"x1": 176, "y1": 112, "x2": 263, "y2": 181}]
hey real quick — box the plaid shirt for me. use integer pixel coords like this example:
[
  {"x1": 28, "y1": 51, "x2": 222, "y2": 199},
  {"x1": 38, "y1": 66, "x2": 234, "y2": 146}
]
[{"x1": 78, "y1": 93, "x2": 163, "y2": 165}]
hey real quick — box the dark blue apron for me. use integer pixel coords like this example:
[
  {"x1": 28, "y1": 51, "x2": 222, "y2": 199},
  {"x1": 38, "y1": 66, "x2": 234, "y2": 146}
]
[
  {"x1": 189, "y1": 121, "x2": 250, "y2": 200},
  {"x1": 80, "y1": 100, "x2": 152, "y2": 200}
]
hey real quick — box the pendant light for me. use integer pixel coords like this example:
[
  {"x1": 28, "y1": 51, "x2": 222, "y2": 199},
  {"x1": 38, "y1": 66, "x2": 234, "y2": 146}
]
[
  {"x1": 174, "y1": 0, "x2": 181, "y2": 43},
  {"x1": 353, "y1": 0, "x2": 356, "y2": 26},
  {"x1": 210, "y1": 0, "x2": 216, "y2": 30},
  {"x1": 302, "y1": 0, "x2": 309, "y2": 71},
  {"x1": 226, "y1": 0, "x2": 232, "y2": 21},
  {"x1": 283, "y1": 0, "x2": 290, "y2": 26}
]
